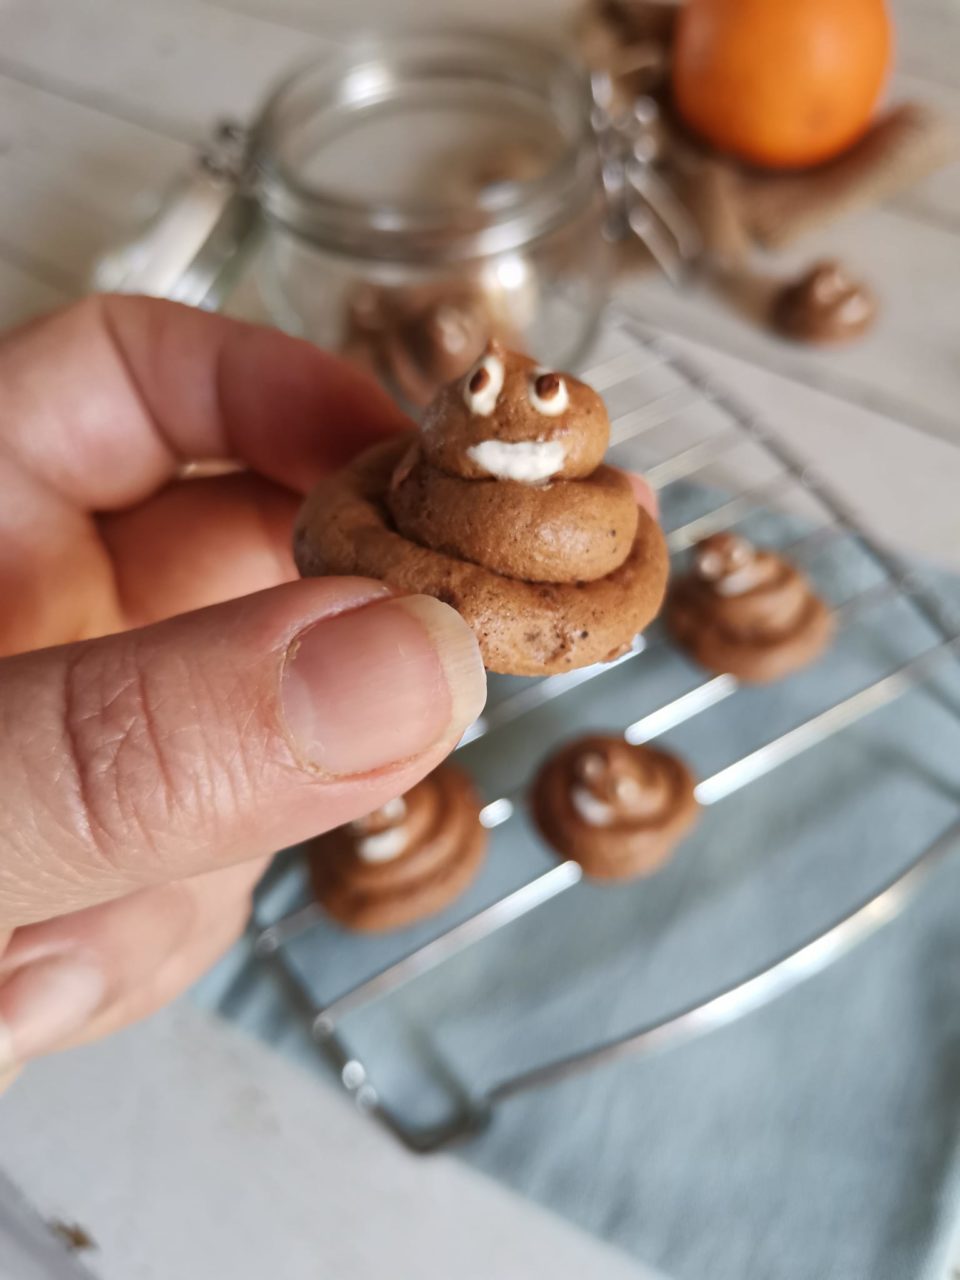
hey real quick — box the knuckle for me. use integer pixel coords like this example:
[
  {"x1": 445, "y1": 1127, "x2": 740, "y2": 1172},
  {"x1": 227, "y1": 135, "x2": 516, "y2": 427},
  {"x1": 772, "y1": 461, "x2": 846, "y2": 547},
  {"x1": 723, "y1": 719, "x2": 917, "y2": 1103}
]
[{"x1": 60, "y1": 642, "x2": 213, "y2": 872}]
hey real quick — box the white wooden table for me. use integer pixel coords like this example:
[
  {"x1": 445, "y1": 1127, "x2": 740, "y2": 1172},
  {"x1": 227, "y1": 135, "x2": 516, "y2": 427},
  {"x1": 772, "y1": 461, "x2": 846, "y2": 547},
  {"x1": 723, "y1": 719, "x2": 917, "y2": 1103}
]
[
  {"x1": 0, "y1": 1003, "x2": 660, "y2": 1280},
  {"x1": 0, "y1": 2, "x2": 957, "y2": 1277}
]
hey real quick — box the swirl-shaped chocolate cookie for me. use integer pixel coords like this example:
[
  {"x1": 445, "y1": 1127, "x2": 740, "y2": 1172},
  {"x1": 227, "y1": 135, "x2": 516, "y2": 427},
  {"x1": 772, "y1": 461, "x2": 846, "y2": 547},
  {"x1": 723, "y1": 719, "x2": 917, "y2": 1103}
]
[
  {"x1": 308, "y1": 763, "x2": 486, "y2": 932},
  {"x1": 772, "y1": 261, "x2": 877, "y2": 345},
  {"x1": 666, "y1": 533, "x2": 833, "y2": 682},
  {"x1": 295, "y1": 344, "x2": 669, "y2": 675},
  {"x1": 532, "y1": 735, "x2": 699, "y2": 879}
]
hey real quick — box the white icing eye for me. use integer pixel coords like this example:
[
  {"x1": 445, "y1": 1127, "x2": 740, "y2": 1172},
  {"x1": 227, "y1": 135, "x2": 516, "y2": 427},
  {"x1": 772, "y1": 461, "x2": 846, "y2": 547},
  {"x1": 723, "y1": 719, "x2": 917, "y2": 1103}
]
[
  {"x1": 570, "y1": 786, "x2": 616, "y2": 828},
  {"x1": 575, "y1": 751, "x2": 606, "y2": 784},
  {"x1": 812, "y1": 266, "x2": 847, "y2": 305},
  {"x1": 713, "y1": 565, "x2": 761, "y2": 598},
  {"x1": 728, "y1": 547, "x2": 749, "y2": 570},
  {"x1": 527, "y1": 371, "x2": 569, "y2": 417},
  {"x1": 349, "y1": 795, "x2": 406, "y2": 834},
  {"x1": 696, "y1": 550, "x2": 724, "y2": 581},
  {"x1": 356, "y1": 827, "x2": 410, "y2": 863},
  {"x1": 614, "y1": 776, "x2": 643, "y2": 806},
  {"x1": 381, "y1": 796, "x2": 407, "y2": 823},
  {"x1": 836, "y1": 292, "x2": 871, "y2": 324},
  {"x1": 463, "y1": 352, "x2": 505, "y2": 416}
]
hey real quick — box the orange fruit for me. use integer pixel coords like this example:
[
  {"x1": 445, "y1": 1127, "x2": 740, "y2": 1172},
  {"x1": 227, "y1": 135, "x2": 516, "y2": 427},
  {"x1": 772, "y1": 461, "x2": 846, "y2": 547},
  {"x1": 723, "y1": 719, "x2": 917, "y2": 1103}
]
[{"x1": 672, "y1": 0, "x2": 893, "y2": 170}]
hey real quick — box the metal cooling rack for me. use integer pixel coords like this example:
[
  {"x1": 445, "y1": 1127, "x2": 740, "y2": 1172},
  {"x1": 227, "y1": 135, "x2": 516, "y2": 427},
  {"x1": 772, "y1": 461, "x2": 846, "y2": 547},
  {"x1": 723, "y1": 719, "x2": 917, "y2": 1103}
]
[{"x1": 250, "y1": 314, "x2": 960, "y2": 1152}]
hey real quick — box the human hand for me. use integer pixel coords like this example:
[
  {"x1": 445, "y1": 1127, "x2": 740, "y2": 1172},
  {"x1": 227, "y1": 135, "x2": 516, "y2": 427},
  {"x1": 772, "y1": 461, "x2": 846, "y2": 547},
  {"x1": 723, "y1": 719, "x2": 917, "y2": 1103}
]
[{"x1": 0, "y1": 295, "x2": 489, "y2": 1081}]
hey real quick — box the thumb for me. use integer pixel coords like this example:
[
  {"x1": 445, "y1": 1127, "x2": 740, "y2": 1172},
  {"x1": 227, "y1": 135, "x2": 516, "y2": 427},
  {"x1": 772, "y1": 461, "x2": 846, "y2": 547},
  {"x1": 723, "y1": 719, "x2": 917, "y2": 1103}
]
[{"x1": 0, "y1": 579, "x2": 485, "y2": 928}]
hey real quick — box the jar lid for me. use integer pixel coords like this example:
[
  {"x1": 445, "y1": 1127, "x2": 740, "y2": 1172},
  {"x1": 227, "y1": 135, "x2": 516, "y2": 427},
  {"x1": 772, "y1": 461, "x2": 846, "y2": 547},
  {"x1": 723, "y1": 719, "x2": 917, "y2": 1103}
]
[{"x1": 246, "y1": 29, "x2": 600, "y2": 265}]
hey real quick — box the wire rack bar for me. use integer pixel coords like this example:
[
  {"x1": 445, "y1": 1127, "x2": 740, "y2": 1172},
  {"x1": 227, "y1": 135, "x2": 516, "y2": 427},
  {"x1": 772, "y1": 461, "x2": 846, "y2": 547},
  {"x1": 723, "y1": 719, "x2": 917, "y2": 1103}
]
[
  {"x1": 251, "y1": 315, "x2": 960, "y2": 1147},
  {"x1": 463, "y1": 537, "x2": 887, "y2": 750},
  {"x1": 666, "y1": 473, "x2": 800, "y2": 551},
  {"x1": 486, "y1": 817, "x2": 960, "y2": 1104},
  {"x1": 778, "y1": 519, "x2": 845, "y2": 559},
  {"x1": 254, "y1": 578, "x2": 905, "y2": 960},
  {"x1": 255, "y1": 930, "x2": 491, "y2": 1151},
  {"x1": 313, "y1": 862, "x2": 583, "y2": 1032},
  {"x1": 580, "y1": 347, "x2": 665, "y2": 391},
  {"x1": 695, "y1": 634, "x2": 960, "y2": 806},
  {"x1": 259, "y1": 807, "x2": 960, "y2": 1150},
  {"x1": 254, "y1": 902, "x2": 324, "y2": 956},
  {"x1": 458, "y1": 394, "x2": 854, "y2": 751},
  {"x1": 609, "y1": 386, "x2": 702, "y2": 446},
  {"x1": 644, "y1": 428, "x2": 744, "y2": 489},
  {"x1": 627, "y1": 673, "x2": 737, "y2": 744},
  {"x1": 257, "y1": 590, "x2": 946, "y2": 1022},
  {"x1": 633, "y1": 324, "x2": 960, "y2": 647},
  {"x1": 473, "y1": 615, "x2": 956, "y2": 840},
  {"x1": 625, "y1": 580, "x2": 897, "y2": 744},
  {"x1": 459, "y1": 636, "x2": 646, "y2": 748}
]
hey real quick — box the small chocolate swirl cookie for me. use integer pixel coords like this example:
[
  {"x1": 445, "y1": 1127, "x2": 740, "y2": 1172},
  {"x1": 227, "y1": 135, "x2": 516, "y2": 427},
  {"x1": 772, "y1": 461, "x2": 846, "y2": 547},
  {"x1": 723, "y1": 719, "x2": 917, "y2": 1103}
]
[
  {"x1": 666, "y1": 533, "x2": 833, "y2": 682},
  {"x1": 419, "y1": 346, "x2": 611, "y2": 481},
  {"x1": 308, "y1": 763, "x2": 486, "y2": 932},
  {"x1": 295, "y1": 343, "x2": 668, "y2": 675},
  {"x1": 532, "y1": 734, "x2": 699, "y2": 879},
  {"x1": 772, "y1": 261, "x2": 877, "y2": 345}
]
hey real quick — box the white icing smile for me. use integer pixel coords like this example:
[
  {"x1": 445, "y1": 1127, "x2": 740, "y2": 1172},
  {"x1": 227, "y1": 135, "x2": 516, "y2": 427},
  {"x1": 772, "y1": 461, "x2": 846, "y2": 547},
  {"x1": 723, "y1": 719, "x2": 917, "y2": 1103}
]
[
  {"x1": 356, "y1": 826, "x2": 409, "y2": 863},
  {"x1": 466, "y1": 439, "x2": 565, "y2": 484},
  {"x1": 836, "y1": 292, "x2": 872, "y2": 325},
  {"x1": 570, "y1": 786, "x2": 617, "y2": 828},
  {"x1": 712, "y1": 565, "x2": 761, "y2": 597}
]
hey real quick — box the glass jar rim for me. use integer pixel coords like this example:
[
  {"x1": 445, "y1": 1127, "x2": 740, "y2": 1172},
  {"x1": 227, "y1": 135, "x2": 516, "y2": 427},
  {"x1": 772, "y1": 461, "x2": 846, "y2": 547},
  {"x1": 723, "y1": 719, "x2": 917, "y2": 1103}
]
[{"x1": 247, "y1": 26, "x2": 599, "y2": 265}]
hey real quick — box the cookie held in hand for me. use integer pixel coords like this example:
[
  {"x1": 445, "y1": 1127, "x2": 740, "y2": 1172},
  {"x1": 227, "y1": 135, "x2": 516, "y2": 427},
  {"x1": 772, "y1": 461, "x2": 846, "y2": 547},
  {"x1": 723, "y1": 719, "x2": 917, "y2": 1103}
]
[
  {"x1": 532, "y1": 734, "x2": 699, "y2": 879},
  {"x1": 308, "y1": 763, "x2": 486, "y2": 932},
  {"x1": 666, "y1": 532, "x2": 833, "y2": 682},
  {"x1": 294, "y1": 343, "x2": 669, "y2": 675}
]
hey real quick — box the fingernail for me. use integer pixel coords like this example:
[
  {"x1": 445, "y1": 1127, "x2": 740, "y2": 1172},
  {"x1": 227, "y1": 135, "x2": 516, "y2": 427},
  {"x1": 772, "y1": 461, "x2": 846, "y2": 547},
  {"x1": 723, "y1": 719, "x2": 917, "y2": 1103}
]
[
  {"x1": 0, "y1": 956, "x2": 105, "y2": 1070},
  {"x1": 281, "y1": 594, "x2": 486, "y2": 777}
]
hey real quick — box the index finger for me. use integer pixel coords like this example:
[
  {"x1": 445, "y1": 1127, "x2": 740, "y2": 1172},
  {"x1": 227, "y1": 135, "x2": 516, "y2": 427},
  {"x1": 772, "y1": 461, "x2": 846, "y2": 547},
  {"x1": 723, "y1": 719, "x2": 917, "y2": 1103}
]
[{"x1": 0, "y1": 294, "x2": 413, "y2": 511}]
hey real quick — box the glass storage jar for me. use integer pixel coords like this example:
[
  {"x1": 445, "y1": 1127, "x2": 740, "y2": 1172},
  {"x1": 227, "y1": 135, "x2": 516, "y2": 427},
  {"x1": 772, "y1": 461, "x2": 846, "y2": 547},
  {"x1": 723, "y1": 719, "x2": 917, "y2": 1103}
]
[{"x1": 245, "y1": 29, "x2": 611, "y2": 406}]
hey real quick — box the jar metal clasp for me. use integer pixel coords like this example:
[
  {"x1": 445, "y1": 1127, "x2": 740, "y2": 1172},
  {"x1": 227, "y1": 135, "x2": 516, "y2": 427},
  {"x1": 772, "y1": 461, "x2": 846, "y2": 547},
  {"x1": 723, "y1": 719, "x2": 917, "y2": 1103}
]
[{"x1": 591, "y1": 73, "x2": 702, "y2": 287}]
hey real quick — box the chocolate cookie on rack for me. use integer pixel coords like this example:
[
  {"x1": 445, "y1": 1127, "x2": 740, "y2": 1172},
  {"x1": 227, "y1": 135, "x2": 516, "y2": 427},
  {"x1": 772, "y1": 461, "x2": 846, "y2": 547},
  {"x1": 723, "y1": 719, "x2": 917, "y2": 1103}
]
[
  {"x1": 294, "y1": 342, "x2": 669, "y2": 675},
  {"x1": 308, "y1": 763, "x2": 486, "y2": 932},
  {"x1": 666, "y1": 532, "x2": 833, "y2": 682},
  {"x1": 532, "y1": 734, "x2": 699, "y2": 879}
]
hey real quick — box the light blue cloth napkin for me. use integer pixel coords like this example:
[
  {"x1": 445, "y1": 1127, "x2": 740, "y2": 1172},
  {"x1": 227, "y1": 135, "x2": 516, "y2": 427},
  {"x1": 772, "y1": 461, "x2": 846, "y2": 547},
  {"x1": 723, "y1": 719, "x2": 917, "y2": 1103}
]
[{"x1": 193, "y1": 470, "x2": 960, "y2": 1280}]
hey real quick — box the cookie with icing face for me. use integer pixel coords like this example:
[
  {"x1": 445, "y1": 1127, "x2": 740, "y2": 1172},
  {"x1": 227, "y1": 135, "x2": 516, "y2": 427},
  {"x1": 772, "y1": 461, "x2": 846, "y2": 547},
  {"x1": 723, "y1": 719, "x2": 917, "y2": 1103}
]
[
  {"x1": 532, "y1": 735, "x2": 699, "y2": 879},
  {"x1": 420, "y1": 343, "x2": 610, "y2": 482},
  {"x1": 666, "y1": 532, "x2": 833, "y2": 683},
  {"x1": 294, "y1": 344, "x2": 668, "y2": 675},
  {"x1": 308, "y1": 763, "x2": 486, "y2": 932}
]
